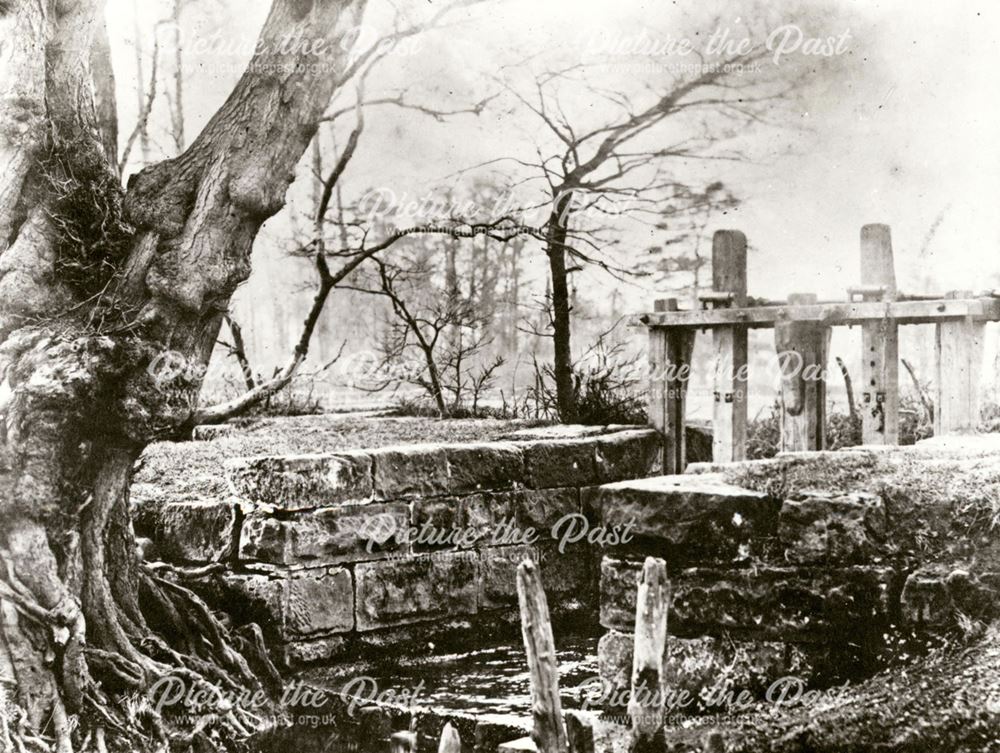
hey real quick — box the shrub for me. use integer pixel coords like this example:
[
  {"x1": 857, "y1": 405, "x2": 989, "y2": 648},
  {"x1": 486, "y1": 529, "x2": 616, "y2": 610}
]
[
  {"x1": 526, "y1": 340, "x2": 647, "y2": 425},
  {"x1": 388, "y1": 396, "x2": 513, "y2": 420},
  {"x1": 747, "y1": 393, "x2": 935, "y2": 459}
]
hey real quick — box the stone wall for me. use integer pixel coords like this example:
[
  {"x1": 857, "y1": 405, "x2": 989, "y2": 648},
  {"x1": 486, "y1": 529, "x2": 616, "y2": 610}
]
[
  {"x1": 592, "y1": 442, "x2": 1000, "y2": 707},
  {"x1": 135, "y1": 425, "x2": 662, "y2": 665}
]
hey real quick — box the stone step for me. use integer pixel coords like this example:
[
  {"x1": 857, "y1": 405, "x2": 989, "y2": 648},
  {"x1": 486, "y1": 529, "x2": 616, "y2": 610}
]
[
  {"x1": 590, "y1": 473, "x2": 893, "y2": 567},
  {"x1": 587, "y1": 473, "x2": 780, "y2": 564}
]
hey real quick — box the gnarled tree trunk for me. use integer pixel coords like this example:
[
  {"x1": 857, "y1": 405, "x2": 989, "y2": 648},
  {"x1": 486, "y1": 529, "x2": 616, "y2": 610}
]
[{"x1": 0, "y1": 0, "x2": 366, "y2": 750}]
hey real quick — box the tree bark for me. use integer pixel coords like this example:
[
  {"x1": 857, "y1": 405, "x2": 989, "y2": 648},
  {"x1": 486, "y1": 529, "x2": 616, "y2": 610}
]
[
  {"x1": 0, "y1": 0, "x2": 368, "y2": 749},
  {"x1": 546, "y1": 195, "x2": 576, "y2": 422}
]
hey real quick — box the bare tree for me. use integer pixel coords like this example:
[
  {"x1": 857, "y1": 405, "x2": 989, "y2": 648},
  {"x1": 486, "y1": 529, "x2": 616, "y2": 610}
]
[
  {"x1": 186, "y1": 1, "x2": 499, "y2": 425},
  {"x1": 341, "y1": 235, "x2": 507, "y2": 416},
  {"x1": 490, "y1": 12, "x2": 829, "y2": 420},
  {"x1": 0, "y1": 1, "x2": 388, "y2": 749},
  {"x1": 198, "y1": 6, "x2": 502, "y2": 421}
]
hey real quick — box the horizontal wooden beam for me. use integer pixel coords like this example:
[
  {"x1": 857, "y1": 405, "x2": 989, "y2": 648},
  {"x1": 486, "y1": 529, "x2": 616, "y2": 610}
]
[{"x1": 638, "y1": 297, "x2": 1000, "y2": 330}]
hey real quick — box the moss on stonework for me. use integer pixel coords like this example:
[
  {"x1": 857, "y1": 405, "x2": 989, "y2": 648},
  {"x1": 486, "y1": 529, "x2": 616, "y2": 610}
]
[
  {"x1": 716, "y1": 447, "x2": 1000, "y2": 569},
  {"x1": 651, "y1": 624, "x2": 1000, "y2": 753}
]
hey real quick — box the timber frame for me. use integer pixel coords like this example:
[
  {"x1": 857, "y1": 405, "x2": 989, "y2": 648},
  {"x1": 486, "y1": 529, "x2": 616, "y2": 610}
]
[{"x1": 641, "y1": 224, "x2": 999, "y2": 472}]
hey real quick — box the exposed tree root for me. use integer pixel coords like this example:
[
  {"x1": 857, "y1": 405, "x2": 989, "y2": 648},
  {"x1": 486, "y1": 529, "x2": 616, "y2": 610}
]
[{"x1": 1, "y1": 458, "x2": 282, "y2": 753}]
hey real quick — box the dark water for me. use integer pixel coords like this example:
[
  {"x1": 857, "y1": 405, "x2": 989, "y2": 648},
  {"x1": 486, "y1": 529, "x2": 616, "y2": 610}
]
[
  {"x1": 251, "y1": 635, "x2": 599, "y2": 751},
  {"x1": 303, "y1": 633, "x2": 599, "y2": 723}
]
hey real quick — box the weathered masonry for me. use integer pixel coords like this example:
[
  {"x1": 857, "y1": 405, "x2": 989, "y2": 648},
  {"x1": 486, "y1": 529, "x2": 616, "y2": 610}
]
[
  {"x1": 594, "y1": 438, "x2": 1000, "y2": 714},
  {"x1": 134, "y1": 425, "x2": 662, "y2": 665},
  {"x1": 640, "y1": 224, "x2": 1000, "y2": 471}
]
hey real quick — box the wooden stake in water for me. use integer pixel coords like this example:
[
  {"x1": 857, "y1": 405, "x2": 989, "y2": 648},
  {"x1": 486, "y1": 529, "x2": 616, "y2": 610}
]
[
  {"x1": 390, "y1": 730, "x2": 416, "y2": 753},
  {"x1": 517, "y1": 558, "x2": 569, "y2": 753},
  {"x1": 629, "y1": 557, "x2": 669, "y2": 750},
  {"x1": 438, "y1": 722, "x2": 461, "y2": 753}
]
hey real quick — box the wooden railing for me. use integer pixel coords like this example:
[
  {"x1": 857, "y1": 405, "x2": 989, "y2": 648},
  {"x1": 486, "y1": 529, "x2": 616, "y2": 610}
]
[{"x1": 639, "y1": 224, "x2": 1000, "y2": 471}]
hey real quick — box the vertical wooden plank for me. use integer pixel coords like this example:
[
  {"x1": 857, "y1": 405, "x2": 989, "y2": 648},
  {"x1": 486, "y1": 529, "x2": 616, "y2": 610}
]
[
  {"x1": 438, "y1": 722, "x2": 462, "y2": 753},
  {"x1": 711, "y1": 230, "x2": 748, "y2": 462},
  {"x1": 775, "y1": 293, "x2": 830, "y2": 452},
  {"x1": 859, "y1": 224, "x2": 900, "y2": 445},
  {"x1": 935, "y1": 290, "x2": 984, "y2": 435},
  {"x1": 647, "y1": 298, "x2": 692, "y2": 473},
  {"x1": 666, "y1": 324, "x2": 694, "y2": 474},
  {"x1": 647, "y1": 300, "x2": 669, "y2": 473},
  {"x1": 628, "y1": 557, "x2": 669, "y2": 751},
  {"x1": 516, "y1": 559, "x2": 568, "y2": 753},
  {"x1": 859, "y1": 223, "x2": 897, "y2": 291}
]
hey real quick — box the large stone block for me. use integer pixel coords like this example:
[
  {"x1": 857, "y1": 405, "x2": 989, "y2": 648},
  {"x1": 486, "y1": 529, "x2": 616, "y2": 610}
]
[
  {"x1": 687, "y1": 450, "x2": 884, "y2": 497},
  {"x1": 197, "y1": 571, "x2": 286, "y2": 638},
  {"x1": 152, "y1": 500, "x2": 237, "y2": 563},
  {"x1": 355, "y1": 552, "x2": 479, "y2": 631},
  {"x1": 371, "y1": 445, "x2": 451, "y2": 499},
  {"x1": 779, "y1": 491, "x2": 887, "y2": 564},
  {"x1": 601, "y1": 557, "x2": 894, "y2": 641},
  {"x1": 478, "y1": 544, "x2": 592, "y2": 610},
  {"x1": 461, "y1": 489, "x2": 580, "y2": 547},
  {"x1": 461, "y1": 491, "x2": 517, "y2": 546},
  {"x1": 670, "y1": 566, "x2": 895, "y2": 641},
  {"x1": 285, "y1": 568, "x2": 354, "y2": 637},
  {"x1": 225, "y1": 453, "x2": 373, "y2": 511},
  {"x1": 514, "y1": 488, "x2": 580, "y2": 533},
  {"x1": 596, "y1": 474, "x2": 779, "y2": 563},
  {"x1": 239, "y1": 502, "x2": 409, "y2": 565},
  {"x1": 596, "y1": 630, "x2": 633, "y2": 705},
  {"x1": 520, "y1": 438, "x2": 600, "y2": 489},
  {"x1": 900, "y1": 566, "x2": 1000, "y2": 628},
  {"x1": 593, "y1": 429, "x2": 663, "y2": 483},
  {"x1": 600, "y1": 557, "x2": 642, "y2": 630},
  {"x1": 192, "y1": 566, "x2": 354, "y2": 642},
  {"x1": 443, "y1": 443, "x2": 526, "y2": 494},
  {"x1": 900, "y1": 567, "x2": 951, "y2": 628},
  {"x1": 410, "y1": 496, "x2": 463, "y2": 551}
]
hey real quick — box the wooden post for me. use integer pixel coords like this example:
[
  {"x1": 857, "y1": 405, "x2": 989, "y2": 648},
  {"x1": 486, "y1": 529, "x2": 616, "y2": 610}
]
[
  {"x1": 859, "y1": 224, "x2": 900, "y2": 444},
  {"x1": 710, "y1": 230, "x2": 749, "y2": 463},
  {"x1": 391, "y1": 731, "x2": 416, "y2": 753},
  {"x1": 648, "y1": 301, "x2": 669, "y2": 472},
  {"x1": 935, "y1": 290, "x2": 985, "y2": 435},
  {"x1": 438, "y1": 722, "x2": 462, "y2": 753},
  {"x1": 647, "y1": 299, "x2": 694, "y2": 474},
  {"x1": 774, "y1": 293, "x2": 830, "y2": 452},
  {"x1": 628, "y1": 557, "x2": 669, "y2": 751},
  {"x1": 564, "y1": 711, "x2": 596, "y2": 753},
  {"x1": 516, "y1": 559, "x2": 568, "y2": 753}
]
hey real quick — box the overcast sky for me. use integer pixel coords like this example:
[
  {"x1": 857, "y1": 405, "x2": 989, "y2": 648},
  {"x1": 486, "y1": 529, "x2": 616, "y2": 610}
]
[{"x1": 108, "y1": 0, "x2": 1000, "y2": 304}]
